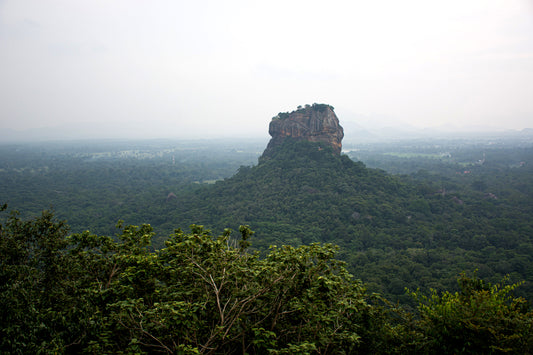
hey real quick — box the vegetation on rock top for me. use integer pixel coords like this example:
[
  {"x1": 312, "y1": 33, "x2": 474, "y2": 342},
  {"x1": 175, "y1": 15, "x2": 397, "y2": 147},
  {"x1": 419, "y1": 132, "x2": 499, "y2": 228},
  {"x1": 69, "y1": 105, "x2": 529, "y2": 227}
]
[{"x1": 272, "y1": 103, "x2": 334, "y2": 120}]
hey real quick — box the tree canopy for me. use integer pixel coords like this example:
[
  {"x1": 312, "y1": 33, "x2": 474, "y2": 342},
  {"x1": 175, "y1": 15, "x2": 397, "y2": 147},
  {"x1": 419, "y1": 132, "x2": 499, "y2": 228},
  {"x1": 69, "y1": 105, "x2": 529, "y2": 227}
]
[{"x1": 1, "y1": 207, "x2": 532, "y2": 353}]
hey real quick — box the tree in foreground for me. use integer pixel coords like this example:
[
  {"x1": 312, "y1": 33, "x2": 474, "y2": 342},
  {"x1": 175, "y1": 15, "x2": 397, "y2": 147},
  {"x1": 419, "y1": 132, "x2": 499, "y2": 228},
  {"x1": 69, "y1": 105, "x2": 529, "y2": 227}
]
[
  {"x1": 0, "y1": 207, "x2": 395, "y2": 354},
  {"x1": 409, "y1": 273, "x2": 533, "y2": 354},
  {"x1": 1, "y1": 206, "x2": 532, "y2": 354}
]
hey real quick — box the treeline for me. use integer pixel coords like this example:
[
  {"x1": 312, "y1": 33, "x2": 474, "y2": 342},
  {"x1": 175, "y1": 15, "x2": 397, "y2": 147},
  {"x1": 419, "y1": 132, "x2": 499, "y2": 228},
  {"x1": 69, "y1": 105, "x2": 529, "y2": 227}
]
[
  {"x1": 1, "y1": 207, "x2": 532, "y2": 354},
  {"x1": 273, "y1": 103, "x2": 334, "y2": 120}
]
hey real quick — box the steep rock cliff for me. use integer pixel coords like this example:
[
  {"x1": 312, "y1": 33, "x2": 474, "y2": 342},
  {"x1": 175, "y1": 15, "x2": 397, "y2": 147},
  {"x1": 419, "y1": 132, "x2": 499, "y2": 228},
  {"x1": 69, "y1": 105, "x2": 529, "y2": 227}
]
[{"x1": 261, "y1": 104, "x2": 344, "y2": 158}]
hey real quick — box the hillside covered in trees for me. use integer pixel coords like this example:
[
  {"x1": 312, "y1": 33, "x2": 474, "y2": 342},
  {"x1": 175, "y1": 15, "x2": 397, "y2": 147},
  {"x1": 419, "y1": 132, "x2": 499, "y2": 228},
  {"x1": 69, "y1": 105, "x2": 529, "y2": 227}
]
[
  {"x1": 162, "y1": 138, "x2": 533, "y2": 304},
  {"x1": 2, "y1": 128, "x2": 533, "y2": 352},
  {"x1": 1, "y1": 132, "x2": 533, "y2": 306}
]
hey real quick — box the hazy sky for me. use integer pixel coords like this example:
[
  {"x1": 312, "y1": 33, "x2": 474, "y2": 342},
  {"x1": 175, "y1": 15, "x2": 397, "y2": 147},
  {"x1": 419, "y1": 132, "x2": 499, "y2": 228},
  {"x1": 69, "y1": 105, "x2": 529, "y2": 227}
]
[{"x1": 1, "y1": 0, "x2": 532, "y2": 140}]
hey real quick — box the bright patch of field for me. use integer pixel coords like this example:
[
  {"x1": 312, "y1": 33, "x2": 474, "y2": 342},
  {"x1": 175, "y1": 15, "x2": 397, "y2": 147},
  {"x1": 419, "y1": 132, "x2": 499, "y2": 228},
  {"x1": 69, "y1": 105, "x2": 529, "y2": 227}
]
[{"x1": 383, "y1": 152, "x2": 450, "y2": 159}]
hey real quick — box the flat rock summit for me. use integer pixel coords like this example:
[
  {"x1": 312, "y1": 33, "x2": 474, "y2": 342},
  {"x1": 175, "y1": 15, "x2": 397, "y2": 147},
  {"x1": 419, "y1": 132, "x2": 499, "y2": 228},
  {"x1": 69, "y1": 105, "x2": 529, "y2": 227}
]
[{"x1": 261, "y1": 103, "x2": 344, "y2": 158}]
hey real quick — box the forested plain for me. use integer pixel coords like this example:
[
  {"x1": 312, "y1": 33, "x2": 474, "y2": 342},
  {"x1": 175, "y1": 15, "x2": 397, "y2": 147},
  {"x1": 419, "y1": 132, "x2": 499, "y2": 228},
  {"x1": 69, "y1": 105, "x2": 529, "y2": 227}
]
[{"x1": 1, "y1": 133, "x2": 533, "y2": 353}]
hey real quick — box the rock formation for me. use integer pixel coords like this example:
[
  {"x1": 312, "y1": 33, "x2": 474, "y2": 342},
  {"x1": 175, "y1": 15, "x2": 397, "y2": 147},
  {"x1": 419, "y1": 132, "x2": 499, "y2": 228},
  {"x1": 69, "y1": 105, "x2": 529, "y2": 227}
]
[{"x1": 261, "y1": 104, "x2": 344, "y2": 158}]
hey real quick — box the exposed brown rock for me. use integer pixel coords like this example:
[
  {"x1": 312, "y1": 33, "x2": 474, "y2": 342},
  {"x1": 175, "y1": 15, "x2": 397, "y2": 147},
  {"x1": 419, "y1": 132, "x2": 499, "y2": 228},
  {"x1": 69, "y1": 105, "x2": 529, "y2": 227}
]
[
  {"x1": 166, "y1": 192, "x2": 177, "y2": 202},
  {"x1": 262, "y1": 104, "x2": 344, "y2": 158}
]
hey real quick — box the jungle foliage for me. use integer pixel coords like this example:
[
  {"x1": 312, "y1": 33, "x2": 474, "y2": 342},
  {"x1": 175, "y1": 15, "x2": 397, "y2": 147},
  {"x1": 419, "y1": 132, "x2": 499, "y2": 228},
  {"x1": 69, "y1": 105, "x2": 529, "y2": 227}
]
[
  {"x1": 166, "y1": 139, "x2": 533, "y2": 304},
  {"x1": 1, "y1": 207, "x2": 532, "y2": 354},
  {"x1": 1, "y1": 137, "x2": 532, "y2": 306}
]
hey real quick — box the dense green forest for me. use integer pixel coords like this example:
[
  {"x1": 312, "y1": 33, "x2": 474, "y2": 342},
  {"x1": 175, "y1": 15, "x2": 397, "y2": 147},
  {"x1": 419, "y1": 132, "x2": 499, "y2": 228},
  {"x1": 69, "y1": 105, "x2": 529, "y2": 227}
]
[
  {"x1": 0, "y1": 139, "x2": 264, "y2": 235},
  {"x1": 1, "y1": 135, "x2": 532, "y2": 308},
  {"x1": 1, "y1": 206, "x2": 532, "y2": 353}
]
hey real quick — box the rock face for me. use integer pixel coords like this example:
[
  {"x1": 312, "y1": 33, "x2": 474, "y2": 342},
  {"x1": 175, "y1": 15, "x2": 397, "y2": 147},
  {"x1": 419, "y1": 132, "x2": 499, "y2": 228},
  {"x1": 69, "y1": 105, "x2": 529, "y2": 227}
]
[{"x1": 262, "y1": 104, "x2": 344, "y2": 158}]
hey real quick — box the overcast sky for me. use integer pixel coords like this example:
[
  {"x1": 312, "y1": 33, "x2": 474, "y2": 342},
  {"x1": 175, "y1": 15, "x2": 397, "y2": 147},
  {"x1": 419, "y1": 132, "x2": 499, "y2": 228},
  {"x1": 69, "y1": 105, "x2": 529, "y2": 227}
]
[{"x1": 1, "y1": 0, "x2": 532, "y2": 140}]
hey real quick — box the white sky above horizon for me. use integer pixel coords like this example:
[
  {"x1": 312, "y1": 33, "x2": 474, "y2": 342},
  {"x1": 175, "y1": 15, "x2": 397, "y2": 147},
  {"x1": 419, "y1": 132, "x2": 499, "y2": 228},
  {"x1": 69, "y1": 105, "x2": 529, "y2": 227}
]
[{"x1": 1, "y1": 0, "x2": 532, "y2": 140}]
